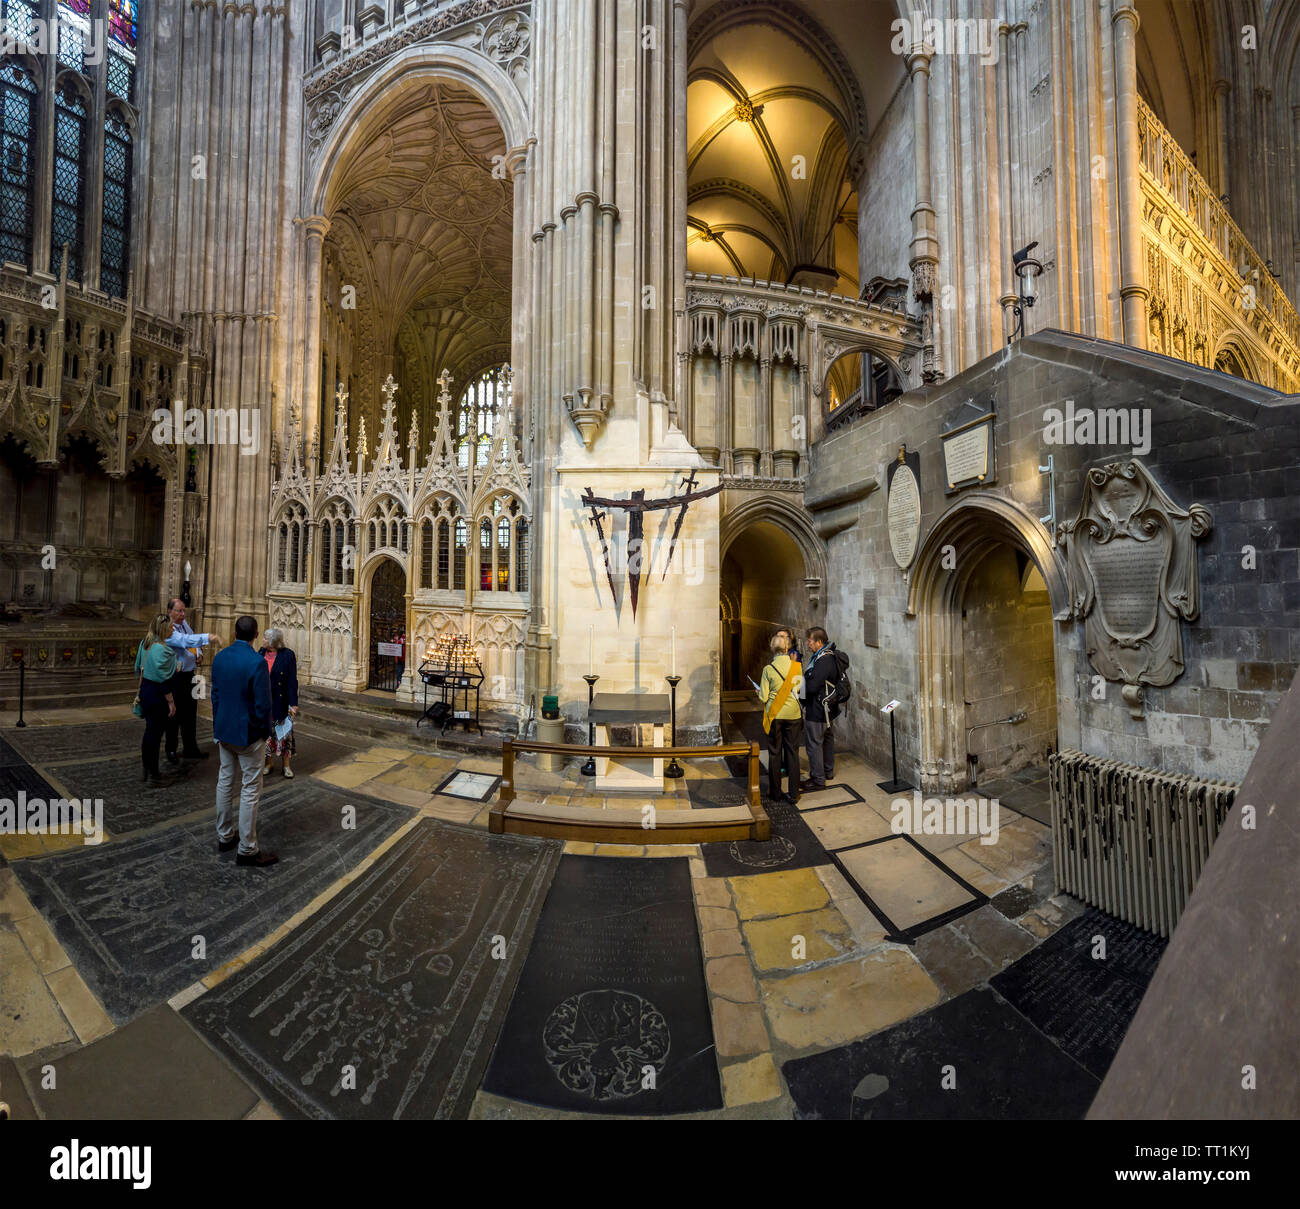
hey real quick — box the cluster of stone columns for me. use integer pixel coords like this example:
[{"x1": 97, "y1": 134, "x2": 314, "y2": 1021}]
[{"x1": 143, "y1": 0, "x2": 298, "y2": 637}]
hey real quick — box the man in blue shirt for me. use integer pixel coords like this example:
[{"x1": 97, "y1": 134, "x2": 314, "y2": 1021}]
[
  {"x1": 163, "y1": 597, "x2": 217, "y2": 763},
  {"x1": 212, "y1": 615, "x2": 277, "y2": 866}
]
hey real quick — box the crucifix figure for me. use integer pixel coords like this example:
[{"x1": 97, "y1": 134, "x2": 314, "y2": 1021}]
[{"x1": 581, "y1": 471, "x2": 722, "y2": 617}]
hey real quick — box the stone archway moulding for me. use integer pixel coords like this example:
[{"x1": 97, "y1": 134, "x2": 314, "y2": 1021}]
[
  {"x1": 906, "y1": 493, "x2": 1070, "y2": 792},
  {"x1": 719, "y1": 493, "x2": 829, "y2": 595},
  {"x1": 307, "y1": 42, "x2": 530, "y2": 215}
]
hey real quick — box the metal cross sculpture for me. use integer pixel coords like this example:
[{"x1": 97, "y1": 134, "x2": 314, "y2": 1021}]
[{"x1": 581, "y1": 469, "x2": 722, "y2": 617}]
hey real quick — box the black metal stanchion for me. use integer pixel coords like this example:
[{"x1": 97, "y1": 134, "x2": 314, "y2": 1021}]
[
  {"x1": 581, "y1": 673, "x2": 599, "y2": 777},
  {"x1": 664, "y1": 674, "x2": 683, "y2": 778},
  {"x1": 876, "y1": 700, "x2": 912, "y2": 792},
  {"x1": 16, "y1": 656, "x2": 26, "y2": 728}
]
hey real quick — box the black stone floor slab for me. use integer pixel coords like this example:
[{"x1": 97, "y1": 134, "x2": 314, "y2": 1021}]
[
  {"x1": 185, "y1": 820, "x2": 561, "y2": 1120},
  {"x1": 0, "y1": 761, "x2": 61, "y2": 804},
  {"x1": 783, "y1": 985, "x2": 1099, "y2": 1120},
  {"x1": 977, "y1": 771, "x2": 1052, "y2": 826},
  {"x1": 484, "y1": 855, "x2": 722, "y2": 1115},
  {"x1": 702, "y1": 790, "x2": 831, "y2": 877},
  {"x1": 37, "y1": 733, "x2": 368, "y2": 837},
  {"x1": 989, "y1": 907, "x2": 1167, "y2": 1080},
  {"x1": 7, "y1": 719, "x2": 165, "y2": 765},
  {"x1": 0, "y1": 1055, "x2": 39, "y2": 1120},
  {"x1": 45, "y1": 754, "x2": 212, "y2": 835},
  {"x1": 12, "y1": 781, "x2": 414, "y2": 1024},
  {"x1": 0, "y1": 734, "x2": 28, "y2": 767},
  {"x1": 20, "y1": 1004, "x2": 259, "y2": 1121}
]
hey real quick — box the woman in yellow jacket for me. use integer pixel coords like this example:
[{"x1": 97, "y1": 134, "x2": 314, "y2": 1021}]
[{"x1": 759, "y1": 632, "x2": 804, "y2": 804}]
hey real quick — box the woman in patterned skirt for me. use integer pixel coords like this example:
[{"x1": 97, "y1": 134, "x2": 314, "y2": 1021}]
[{"x1": 260, "y1": 627, "x2": 300, "y2": 778}]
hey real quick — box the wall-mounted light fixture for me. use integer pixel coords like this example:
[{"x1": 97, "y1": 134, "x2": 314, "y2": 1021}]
[{"x1": 1007, "y1": 241, "x2": 1042, "y2": 344}]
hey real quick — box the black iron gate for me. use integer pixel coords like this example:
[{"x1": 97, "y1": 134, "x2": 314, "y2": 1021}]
[{"x1": 367, "y1": 558, "x2": 406, "y2": 691}]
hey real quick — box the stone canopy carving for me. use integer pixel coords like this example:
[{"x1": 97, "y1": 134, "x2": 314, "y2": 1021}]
[{"x1": 1057, "y1": 460, "x2": 1212, "y2": 717}]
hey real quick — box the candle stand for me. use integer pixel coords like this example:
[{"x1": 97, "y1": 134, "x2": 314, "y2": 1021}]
[
  {"x1": 664, "y1": 674, "x2": 683, "y2": 778},
  {"x1": 581, "y1": 674, "x2": 599, "y2": 777}
]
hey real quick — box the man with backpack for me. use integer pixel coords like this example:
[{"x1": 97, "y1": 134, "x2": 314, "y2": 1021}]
[{"x1": 800, "y1": 626, "x2": 850, "y2": 790}]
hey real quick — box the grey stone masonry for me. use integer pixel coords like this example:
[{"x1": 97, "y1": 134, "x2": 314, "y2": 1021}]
[{"x1": 808, "y1": 328, "x2": 1299, "y2": 786}]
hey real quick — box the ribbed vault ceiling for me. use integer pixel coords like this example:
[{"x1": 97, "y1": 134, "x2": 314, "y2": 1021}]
[{"x1": 323, "y1": 81, "x2": 512, "y2": 433}]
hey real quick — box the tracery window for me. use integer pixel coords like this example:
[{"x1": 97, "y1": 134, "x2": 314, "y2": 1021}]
[
  {"x1": 0, "y1": 63, "x2": 36, "y2": 267},
  {"x1": 1, "y1": 0, "x2": 38, "y2": 44},
  {"x1": 453, "y1": 519, "x2": 466, "y2": 591},
  {"x1": 479, "y1": 518, "x2": 492, "y2": 590},
  {"x1": 101, "y1": 113, "x2": 132, "y2": 297},
  {"x1": 420, "y1": 519, "x2": 433, "y2": 589},
  {"x1": 0, "y1": 3, "x2": 141, "y2": 289},
  {"x1": 515, "y1": 518, "x2": 529, "y2": 592},
  {"x1": 456, "y1": 366, "x2": 508, "y2": 471},
  {"x1": 51, "y1": 84, "x2": 87, "y2": 279}
]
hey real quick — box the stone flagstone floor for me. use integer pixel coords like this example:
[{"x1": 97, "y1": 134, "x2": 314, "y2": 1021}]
[{"x1": 1, "y1": 702, "x2": 1148, "y2": 1121}]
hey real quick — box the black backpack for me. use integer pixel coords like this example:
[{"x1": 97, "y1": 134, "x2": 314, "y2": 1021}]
[{"x1": 830, "y1": 648, "x2": 852, "y2": 708}]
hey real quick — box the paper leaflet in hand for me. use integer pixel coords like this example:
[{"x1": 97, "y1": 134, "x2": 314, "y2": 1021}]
[{"x1": 275, "y1": 716, "x2": 294, "y2": 742}]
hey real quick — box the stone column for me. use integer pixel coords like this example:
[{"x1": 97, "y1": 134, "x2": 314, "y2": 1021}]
[
  {"x1": 1212, "y1": 79, "x2": 1231, "y2": 199},
  {"x1": 299, "y1": 216, "x2": 331, "y2": 447},
  {"x1": 1112, "y1": 4, "x2": 1148, "y2": 349},
  {"x1": 718, "y1": 352, "x2": 733, "y2": 474},
  {"x1": 907, "y1": 44, "x2": 942, "y2": 380},
  {"x1": 1292, "y1": 106, "x2": 1300, "y2": 301},
  {"x1": 758, "y1": 352, "x2": 772, "y2": 477}
]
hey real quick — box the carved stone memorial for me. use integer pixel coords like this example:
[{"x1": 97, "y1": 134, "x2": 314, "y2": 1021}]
[
  {"x1": 886, "y1": 447, "x2": 921, "y2": 571},
  {"x1": 1057, "y1": 461, "x2": 1212, "y2": 717}
]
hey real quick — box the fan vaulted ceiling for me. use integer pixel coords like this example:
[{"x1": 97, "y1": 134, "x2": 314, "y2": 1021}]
[{"x1": 323, "y1": 81, "x2": 512, "y2": 435}]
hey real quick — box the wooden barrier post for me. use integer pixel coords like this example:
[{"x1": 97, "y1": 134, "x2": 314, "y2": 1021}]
[{"x1": 492, "y1": 738, "x2": 515, "y2": 833}]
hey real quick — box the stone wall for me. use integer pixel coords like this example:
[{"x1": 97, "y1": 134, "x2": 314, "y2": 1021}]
[
  {"x1": 856, "y1": 75, "x2": 914, "y2": 291},
  {"x1": 961, "y1": 548, "x2": 1057, "y2": 778},
  {"x1": 808, "y1": 329, "x2": 1299, "y2": 787}
]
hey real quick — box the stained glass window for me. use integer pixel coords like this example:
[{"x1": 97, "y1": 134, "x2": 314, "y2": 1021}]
[
  {"x1": 479, "y1": 519, "x2": 492, "y2": 590},
  {"x1": 101, "y1": 113, "x2": 131, "y2": 296},
  {"x1": 51, "y1": 86, "x2": 87, "y2": 279},
  {"x1": 107, "y1": 0, "x2": 137, "y2": 52},
  {"x1": 106, "y1": 52, "x2": 133, "y2": 103},
  {"x1": 0, "y1": 64, "x2": 35, "y2": 268},
  {"x1": 456, "y1": 366, "x2": 506, "y2": 470},
  {"x1": 515, "y1": 519, "x2": 529, "y2": 592},
  {"x1": 438, "y1": 520, "x2": 450, "y2": 589},
  {"x1": 453, "y1": 520, "x2": 466, "y2": 591},
  {"x1": 56, "y1": 3, "x2": 87, "y2": 71},
  {"x1": 2, "y1": 1, "x2": 38, "y2": 45}
]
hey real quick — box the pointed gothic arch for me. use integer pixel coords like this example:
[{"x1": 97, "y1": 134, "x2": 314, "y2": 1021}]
[{"x1": 906, "y1": 494, "x2": 1070, "y2": 791}]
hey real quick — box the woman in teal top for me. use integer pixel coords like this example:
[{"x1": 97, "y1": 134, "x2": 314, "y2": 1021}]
[{"x1": 135, "y1": 613, "x2": 180, "y2": 787}]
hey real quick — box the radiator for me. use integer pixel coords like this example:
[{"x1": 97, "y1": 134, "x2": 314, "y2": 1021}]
[{"x1": 1049, "y1": 749, "x2": 1237, "y2": 938}]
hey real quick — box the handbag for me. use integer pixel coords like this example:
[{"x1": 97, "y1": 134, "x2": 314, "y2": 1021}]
[
  {"x1": 132, "y1": 640, "x2": 144, "y2": 717},
  {"x1": 761, "y1": 658, "x2": 802, "y2": 734}
]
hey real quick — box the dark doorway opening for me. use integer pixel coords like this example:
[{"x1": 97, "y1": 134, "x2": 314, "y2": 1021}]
[{"x1": 367, "y1": 558, "x2": 406, "y2": 691}]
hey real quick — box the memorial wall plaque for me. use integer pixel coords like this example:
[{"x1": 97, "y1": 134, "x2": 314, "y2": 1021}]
[
  {"x1": 942, "y1": 417, "x2": 995, "y2": 492},
  {"x1": 1057, "y1": 460, "x2": 1212, "y2": 717},
  {"x1": 859, "y1": 588, "x2": 879, "y2": 648},
  {"x1": 886, "y1": 448, "x2": 922, "y2": 571}
]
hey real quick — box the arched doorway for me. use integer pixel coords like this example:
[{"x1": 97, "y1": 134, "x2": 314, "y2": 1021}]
[
  {"x1": 721, "y1": 520, "x2": 809, "y2": 691},
  {"x1": 367, "y1": 558, "x2": 406, "y2": 691},
  {"x1": 959, "y1": 546, "x2": 1058, "y2": 787},
  {"x1": 907, "y1": 496, "x2": 1070, "y2": 793}
]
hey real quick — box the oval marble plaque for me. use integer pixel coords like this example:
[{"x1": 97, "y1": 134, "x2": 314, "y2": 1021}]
[{"x1": 887, "y1": 463, "x2": 921, "y2": 570}]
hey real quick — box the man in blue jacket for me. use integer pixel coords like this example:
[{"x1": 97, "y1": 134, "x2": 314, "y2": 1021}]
[{"x1": 211, "y1": 615, "x2": 277, "y2": 866}]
